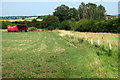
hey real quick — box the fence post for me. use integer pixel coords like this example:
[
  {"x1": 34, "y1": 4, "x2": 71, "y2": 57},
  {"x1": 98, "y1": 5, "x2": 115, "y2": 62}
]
[
  {"x1": 91, "y1": 39, "x2": 93, "y2": 45},
  {"x1": 97, "y1": 40, "x2": 100, "y2": 46},
  {"x1": 108, "y1": 42, "x2": 112, "y2": 50}
]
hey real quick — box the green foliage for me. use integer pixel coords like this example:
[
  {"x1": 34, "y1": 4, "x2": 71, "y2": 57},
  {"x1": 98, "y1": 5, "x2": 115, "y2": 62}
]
[
  {"x1": 42, "y1": 15, "x2": 60, "y2": 30},
  {"x1": 69, "y1": 8, "x2": 79, "y2": 21},
  {"x1": 53, "y1": 5, "x2": 71, "y2": 21},
  {"x1": 32, "y1": 19, "x2": 37, "y2": 22},
  {"x1": 96, "y1": 45, "x2": 112, "y2": 56},
  {"x1": 70, "y1": 18, "x2": 120, "y2": 33},
  {"x1": 78, "y1": 2, "x2": 106, "y2": 20},
  {"x1": 2, "y1": 17, "x2": 119, "y2": 33},
  {"x1": 59, "y1": 20, "x2": 72, "y2": 30},
  {"x1": 1, "y1": 21, "x2": 19, "y2": 29},
  {"x1": 71, "y1": 19, "x2": 94, "y2": 32},
  {"x1": 53, "y1": 2, "x2": 106, "y2": 21}
]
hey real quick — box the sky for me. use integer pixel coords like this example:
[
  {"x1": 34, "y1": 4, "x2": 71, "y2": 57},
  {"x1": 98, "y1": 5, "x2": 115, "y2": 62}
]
[{"x1": 1, "y1": 1, "x2": 119, "y2": 16}]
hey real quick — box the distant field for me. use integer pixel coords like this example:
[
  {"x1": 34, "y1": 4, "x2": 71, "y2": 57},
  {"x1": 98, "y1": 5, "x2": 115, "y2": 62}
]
[
  {"x1": 2, "y1": 31, "x2": 118, "y2": 78},
  {"x1": 0, "y1": 17, "x2": 43, "y2": 22}
]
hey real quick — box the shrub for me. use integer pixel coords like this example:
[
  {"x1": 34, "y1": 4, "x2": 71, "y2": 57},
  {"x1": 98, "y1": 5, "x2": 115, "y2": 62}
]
[
  {"x1": 2, "y1": 21, "x2": 18, "y2": 29},
  {"x1": 42, "y1": 15, "x2": 60, "y2": 30},
  {"x1": 59, "y1": 20, "x2": 72, "y2": 30},
  {"x1": 71, "y1": 19, "x2": 94, "y2": 32}
]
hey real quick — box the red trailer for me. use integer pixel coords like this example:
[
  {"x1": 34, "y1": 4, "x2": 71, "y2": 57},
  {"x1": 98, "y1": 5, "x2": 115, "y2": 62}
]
[{"x1": 7, "y1": 25, "x2": 28, "y2": 32}]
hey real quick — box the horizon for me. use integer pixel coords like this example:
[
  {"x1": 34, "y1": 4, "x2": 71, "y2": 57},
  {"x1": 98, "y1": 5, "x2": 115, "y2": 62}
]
[{"x1": 1, "y1": 2, "x2": 118, "y2": 16}]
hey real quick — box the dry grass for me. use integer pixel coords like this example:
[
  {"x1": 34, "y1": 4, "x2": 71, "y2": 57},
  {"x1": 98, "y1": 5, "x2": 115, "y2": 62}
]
[
  {"x1": 58, "y1": 30, "x2": 118, "y2": 47},
  {"x1": 1, "y1": 29, "x2": 7, "y2": 32},
  {"x1": 0, "y1": 17, "x2": 43, "y2": 22}
]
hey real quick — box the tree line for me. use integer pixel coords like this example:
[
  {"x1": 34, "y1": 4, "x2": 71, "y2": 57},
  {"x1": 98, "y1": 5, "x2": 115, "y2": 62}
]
[
  {"x1": 1, "y1": 2, "x2": 120, "y2": 33},
  {"x1": 53, "y1": 2, "x2": 106, "y2": 21}
]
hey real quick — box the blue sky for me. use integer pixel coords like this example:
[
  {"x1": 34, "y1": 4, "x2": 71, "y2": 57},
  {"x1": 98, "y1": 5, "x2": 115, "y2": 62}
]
[{"x1": 1, "y1": 2, "x2": 118, "y2": 16}]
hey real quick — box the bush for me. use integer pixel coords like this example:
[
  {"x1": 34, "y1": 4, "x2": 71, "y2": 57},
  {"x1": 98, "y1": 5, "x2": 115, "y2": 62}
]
[
  {"x1": 59, "y1": 20, "x2": 72, "y2": 30},
  {"x1": 42, "y1": 15, "x2": 60, "y2": 30},
  {"x1": 2, "y1": 21, "x2": 18, "y2": 29},
  {"x1": 70, "y1": 18, "x2": 120, "y2": 33},
  {"x1": 71, "y1": 19, "x2": 94, "y2": 32}
]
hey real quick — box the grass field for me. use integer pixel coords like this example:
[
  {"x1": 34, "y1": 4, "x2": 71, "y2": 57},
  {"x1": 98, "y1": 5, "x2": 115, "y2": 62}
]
[{"x1": 2, "y1": 31, "x2": 118, "y2": 78}]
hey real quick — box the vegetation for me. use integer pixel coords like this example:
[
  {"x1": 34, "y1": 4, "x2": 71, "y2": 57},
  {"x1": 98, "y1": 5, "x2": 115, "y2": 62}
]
[
  {"x1": 1, "y1": 2, "x2": 119, "y2": 78},
  {"x1": 1, "y1": 21, "x2": 19, "y2": 29},
  {"x1": 1, "y1": 2, "x2": 119, "y2": 33},
  {"x1": 37, "y1": 15, "x2": 47, "y2": 19},
  {"x1": 42, "y1": 15, "x2": 60, "y2": 30},
  {"x1": 2, "y1": 31, "x2": 118, "y2": 78},
  {"x1": 0, "y1": 16, "x2": 30, "y2": 20},
  {"x1": 53, "y1": 5, "x2": 71, "y2": 21},
  {"x1": 78, "y1": 2, "x2": 106, "y2": 20},
  {"x1": 1, "y1": 17, "x2": 119, "y2": 33},
  {"x1": 70, "y1": 18, "x2": 120, "y2": 33},
  {"x1": 53, "y1": 2, "x2": 106, "y2": 21}
]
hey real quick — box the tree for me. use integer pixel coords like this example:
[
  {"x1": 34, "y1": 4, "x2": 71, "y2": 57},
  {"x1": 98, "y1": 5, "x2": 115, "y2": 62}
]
[
  {"x1": 69, "y1": 8, "x2": 79, "y2": 21},
  {"x1": 71, "y1": 19, "x2": 94, "y2": 32},
  {"x1": 97, "y1": 5, "x2": 106, "y2": 20},
  {"x1": 59, "y1": 20, "x2": 72, "y2": 30},
  {"x1": 78, "y1": 2, "x2": 86, "y2": 19},
  {"x1": 2, "y1": 21, "x2": 18, "y2": 29},
  {"x1": 37, "y1": 16, "x2": 46, "y2": 19},
  {"x1": 86, "y1": 3, "x2": 97, "y2": 19},
  {"x1": 53, "y1": 4, "x2": 70, "y2": 21},
  {"x1": 32, "y1": 19, "x2": 37, "y2": 22},
  {"x1": 42, "y1": 15, "x2": 60, "y2": 30},
  {"x1": 78, "y1": 2, "x2": 106, "y2": 20}
]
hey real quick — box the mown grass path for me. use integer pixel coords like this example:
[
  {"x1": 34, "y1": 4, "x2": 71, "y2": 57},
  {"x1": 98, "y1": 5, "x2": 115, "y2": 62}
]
[{"x1": 2, "y1": 31, "x2": 118, "y2": 78}]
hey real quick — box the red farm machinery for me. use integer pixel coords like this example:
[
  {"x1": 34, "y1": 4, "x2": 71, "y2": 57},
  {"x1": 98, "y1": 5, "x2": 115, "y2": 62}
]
[{"x1": 7, "y1": 25, "x2": 28, "y2": 32}]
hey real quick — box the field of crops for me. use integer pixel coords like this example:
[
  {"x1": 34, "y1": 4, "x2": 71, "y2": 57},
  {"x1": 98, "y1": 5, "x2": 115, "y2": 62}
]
[{"x1": 2, "y1": 31, "x2": 118, "y2": 78}]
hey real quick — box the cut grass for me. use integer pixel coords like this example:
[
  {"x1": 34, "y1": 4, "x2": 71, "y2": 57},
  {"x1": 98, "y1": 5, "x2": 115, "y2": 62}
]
[{"x1": 2, "y1": 31, "x2": 118, "y2": 78}]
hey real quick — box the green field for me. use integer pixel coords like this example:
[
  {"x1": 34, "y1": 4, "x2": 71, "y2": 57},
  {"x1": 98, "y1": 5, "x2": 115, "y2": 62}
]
[{"x1": 2, "y1": 31, "x2": 118, "y2": 78}]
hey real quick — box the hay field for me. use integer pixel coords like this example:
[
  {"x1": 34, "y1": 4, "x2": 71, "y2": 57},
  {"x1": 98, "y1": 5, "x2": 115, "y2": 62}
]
[
  {"x1": 58, "y1": 30, "x2": 118, "y2": 47},
  {"x1": 0, "y1": 17, "x2": 43, "y2": 22}
]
